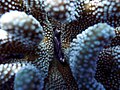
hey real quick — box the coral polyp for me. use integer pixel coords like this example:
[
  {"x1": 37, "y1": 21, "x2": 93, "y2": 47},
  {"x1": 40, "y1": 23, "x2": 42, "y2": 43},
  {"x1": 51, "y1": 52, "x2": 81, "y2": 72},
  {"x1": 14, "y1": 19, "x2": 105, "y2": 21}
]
[{"x1": 0, "y1": 0, "x2": 120, "y2": 90}]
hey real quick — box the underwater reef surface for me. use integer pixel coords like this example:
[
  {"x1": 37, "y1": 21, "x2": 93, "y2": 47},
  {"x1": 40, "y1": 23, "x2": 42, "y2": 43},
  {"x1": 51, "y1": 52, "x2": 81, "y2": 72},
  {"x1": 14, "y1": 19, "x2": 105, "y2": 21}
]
[{"x1": 0, "y1": 0, "x2": 120, "y2": 90}]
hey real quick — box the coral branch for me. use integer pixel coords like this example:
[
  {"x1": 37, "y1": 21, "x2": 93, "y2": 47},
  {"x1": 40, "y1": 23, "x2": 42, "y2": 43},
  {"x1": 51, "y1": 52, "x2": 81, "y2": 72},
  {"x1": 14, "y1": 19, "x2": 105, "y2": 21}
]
[
  {"x1": 69, "y1": 23, "x2": 116, "y2": 89},
  {"x1": 0, "y1": 61, "x2": 28, "y2": 84},
  {"x1": 0, "y1": 11, "x2": 44, "y2": 46},
  {"x1": 14, "y1": 64, "x2": 44, "y2": 90}
]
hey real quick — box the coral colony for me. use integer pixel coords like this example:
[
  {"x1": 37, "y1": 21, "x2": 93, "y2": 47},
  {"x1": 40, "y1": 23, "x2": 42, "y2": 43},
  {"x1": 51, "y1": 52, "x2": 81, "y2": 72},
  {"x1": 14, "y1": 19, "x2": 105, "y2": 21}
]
[{"x1": 0, "y1": 0, "x2": 120, "y2": 90}]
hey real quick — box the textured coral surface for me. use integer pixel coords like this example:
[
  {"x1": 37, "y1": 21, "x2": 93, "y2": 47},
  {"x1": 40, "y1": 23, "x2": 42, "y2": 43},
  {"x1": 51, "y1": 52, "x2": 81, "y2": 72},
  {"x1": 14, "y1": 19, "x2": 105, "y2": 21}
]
[{"x1": 0, "y1": 0, "x2": 120, "y2": 90}]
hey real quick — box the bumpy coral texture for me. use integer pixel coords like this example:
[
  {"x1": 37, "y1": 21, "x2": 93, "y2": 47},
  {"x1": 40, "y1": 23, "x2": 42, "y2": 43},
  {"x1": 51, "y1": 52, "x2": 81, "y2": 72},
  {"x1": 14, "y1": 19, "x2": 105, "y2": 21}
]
[{"x1": 0, "y1": 0, "x2": 120, "y2": 90}]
